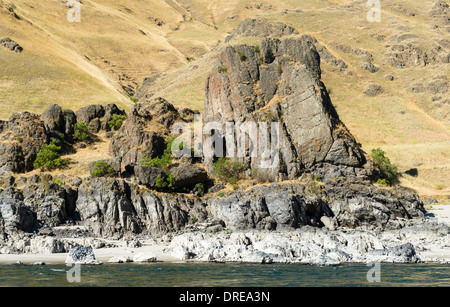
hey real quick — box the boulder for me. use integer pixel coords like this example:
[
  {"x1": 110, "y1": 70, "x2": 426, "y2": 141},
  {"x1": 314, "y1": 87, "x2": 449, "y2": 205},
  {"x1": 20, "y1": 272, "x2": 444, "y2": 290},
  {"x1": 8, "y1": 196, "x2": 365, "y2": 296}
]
[
  {"x1": 0, "y1": 112, "x2": 48, "y2": 173},
  {"x1": 65, "y1": 246, "x2": 102, "y2": 265},
  {"x1": 169, "y1": 163, "x2": 208, "y2": 189},
  {"x1": 0, "y1": 37, "x2": 23, "y2": 53},
  {"x1": 134, "y1": 165, "x2": 165, "y2": 187},
  {"x1": 366, "y1": 243, "x2": 418, "y2": 263},
  {"x1": 88, "y1": 157, "x2": 122, "y2": 177},
  {"x1": 132, "y1": 252, "x2": 157, "y2": 262},
  {"x1": 0, "y1": 197, "x2": 36, "y2": 234},
  {"x1": 41, "y1": 104, "x2": 64, "y2": 135},
  {"x1": 75, "y1": 104, "x2": 125, "y2": 133},
  {"x1": 225, "y1": 18, "x2": 298, "y2": 43},
  {"x1": 108, "y1": 256, "x2": 133, "y2": 263},
  {"x1": 109, "y1": 98, "x2": 182, "y2": 171}
]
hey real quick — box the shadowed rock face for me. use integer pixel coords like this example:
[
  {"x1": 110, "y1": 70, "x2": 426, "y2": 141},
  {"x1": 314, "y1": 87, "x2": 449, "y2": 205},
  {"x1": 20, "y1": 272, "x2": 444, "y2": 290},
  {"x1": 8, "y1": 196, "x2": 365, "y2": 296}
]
[{"x1": 204, "y1": 36, "x2": 365, "y2": 179}]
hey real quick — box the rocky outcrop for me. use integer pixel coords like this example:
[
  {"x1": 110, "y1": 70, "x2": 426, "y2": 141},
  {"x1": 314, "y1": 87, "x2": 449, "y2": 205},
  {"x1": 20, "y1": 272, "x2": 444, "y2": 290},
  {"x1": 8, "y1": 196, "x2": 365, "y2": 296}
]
[
  {"x1": 0, "y1": 112, "x2": 48, "y2": 174},
  {"x1": 76, "y1": 103, "x2": 126, "y2": 133},
  {"x1": 167, "y1": 219, "x2": 448, "y2": 264},
  {"x1": 204, "y1": 36, "x2": 366, "y2": 179},
  {"x1": 109, "y1": 98, "x2": 182, "y2": 171},
  {"x1": 0, "y1": 37, "x2": 23, "y2": 53},
  {"x1": 225, "y1": 18, "x2": 298, "y2": 43}
]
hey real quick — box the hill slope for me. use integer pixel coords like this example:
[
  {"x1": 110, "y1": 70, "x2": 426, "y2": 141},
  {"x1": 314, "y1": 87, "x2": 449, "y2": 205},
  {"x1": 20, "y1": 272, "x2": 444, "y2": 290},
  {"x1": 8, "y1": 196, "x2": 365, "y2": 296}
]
[{"x1": 0, "y1": 0, "x2": 448, "y2": 199}]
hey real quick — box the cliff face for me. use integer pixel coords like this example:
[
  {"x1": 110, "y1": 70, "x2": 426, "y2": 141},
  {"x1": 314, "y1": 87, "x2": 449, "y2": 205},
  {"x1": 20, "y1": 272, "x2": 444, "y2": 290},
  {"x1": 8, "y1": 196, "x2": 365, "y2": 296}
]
[
  {"x1": 204, "y1": 36, "x2": 366, "y2": 179},
  {"x1": 0, "y1": 24, "x2": 428, "y2": 246}
]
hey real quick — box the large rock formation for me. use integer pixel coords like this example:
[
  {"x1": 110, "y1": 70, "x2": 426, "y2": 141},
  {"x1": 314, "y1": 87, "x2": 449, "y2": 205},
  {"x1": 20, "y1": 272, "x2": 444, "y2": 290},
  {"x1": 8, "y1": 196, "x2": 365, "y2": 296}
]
[
  {"x1": 109, "y1": 97, "x2": 184, "y2": 172},
  {"x1": 204, "y1": 36, "x2": 366, "y2": 180},
  {"x1": 0, "y1": 112, "x2": 48, "y2": 174}
]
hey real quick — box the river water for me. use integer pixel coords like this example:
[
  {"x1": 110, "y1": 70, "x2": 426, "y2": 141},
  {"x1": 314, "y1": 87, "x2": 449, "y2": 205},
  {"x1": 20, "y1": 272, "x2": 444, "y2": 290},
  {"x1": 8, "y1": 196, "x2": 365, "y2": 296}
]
[{"x1": 0, "y1": 262, "x2": 449, "y2": 287}]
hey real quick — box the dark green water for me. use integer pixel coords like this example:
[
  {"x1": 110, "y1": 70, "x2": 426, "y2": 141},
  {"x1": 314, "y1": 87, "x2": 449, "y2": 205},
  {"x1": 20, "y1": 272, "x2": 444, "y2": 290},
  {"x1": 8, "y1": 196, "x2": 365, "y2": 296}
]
[{"x1": 0, "y1": 262, "x2": 449, "y2": 287}]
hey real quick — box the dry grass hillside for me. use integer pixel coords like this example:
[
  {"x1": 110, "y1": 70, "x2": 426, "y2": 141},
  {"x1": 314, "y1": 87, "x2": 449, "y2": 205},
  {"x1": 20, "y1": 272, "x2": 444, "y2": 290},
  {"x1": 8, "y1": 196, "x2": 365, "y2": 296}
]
[{"x1": 0, "y1": 0, "x2": 448, "y2": 200}]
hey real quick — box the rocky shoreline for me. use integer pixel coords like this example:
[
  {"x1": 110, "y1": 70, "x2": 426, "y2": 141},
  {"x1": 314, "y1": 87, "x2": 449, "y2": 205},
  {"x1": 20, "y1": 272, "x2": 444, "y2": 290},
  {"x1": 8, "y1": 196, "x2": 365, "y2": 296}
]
[
  {"x1": 0, "y1": 216, "x2": 449, "y2": 266},
  {"x1": 0, "y1": 19, "x2": 448, "y2": 267}
]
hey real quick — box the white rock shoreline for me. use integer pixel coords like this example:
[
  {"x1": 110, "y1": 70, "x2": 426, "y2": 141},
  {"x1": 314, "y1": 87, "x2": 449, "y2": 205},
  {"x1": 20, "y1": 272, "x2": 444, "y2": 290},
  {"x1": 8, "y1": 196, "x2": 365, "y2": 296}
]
[{"x1": 0, "y1": 216, "x2": 449, "y2": 266}]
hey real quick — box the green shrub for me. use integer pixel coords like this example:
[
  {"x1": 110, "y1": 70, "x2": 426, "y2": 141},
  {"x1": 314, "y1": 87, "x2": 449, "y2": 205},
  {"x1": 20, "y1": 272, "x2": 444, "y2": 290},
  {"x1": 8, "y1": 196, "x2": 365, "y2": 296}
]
[
  {"x1": 254, "y1": 45, "x2": 260, "y2": 54},
  {"x1": 140, "y1": 136, "x2": 176, "y2": 174},
  {"x1": 92, "y1": 161, "x2": 114, "y2": 177},
  {"x1": 130, "y1": 97, "x2": 139, "y2": 103},
  {"x1": 238, "y1": 51, "x2": 246, "y2": 61},
  {"x1": 155, "y1": 174, "x2": 175, "y2": 191},
  {"x1": 213, "y1": 157, "x2": 248, "y2": 185},
  {"x1": 108, "y1": 114, "x2": 127, "y2": 130},
  {"x1": 313, "y1": 174, "x2": 323, "y2": 182},
  {"x1": 217, "y1": 65, "x2": 228, "y2": 73},
  {"x1": 371, "y1": 148, "x2": 398, "y2": 185},
  {"x1": 376, "y1": 178, "x2": 388, "y2": 186},
  {"x1": 72, "y1": 122, "x2": 90, "y2": 141},
  {"x1": 33, "y1": 143, "x2": 67, "y2": 171}
]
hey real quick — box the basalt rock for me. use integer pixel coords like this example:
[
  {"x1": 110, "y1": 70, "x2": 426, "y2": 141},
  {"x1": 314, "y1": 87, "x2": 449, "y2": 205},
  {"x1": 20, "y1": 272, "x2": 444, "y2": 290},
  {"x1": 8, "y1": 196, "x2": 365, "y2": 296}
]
[
  {"x1": 109, "y1": 97, "x2": 183, "y2": 172},
  {"x1": 76, "y1": 103, "x2": 126, "y2": 133},
  {"x1": 0, "y1": 37, "x2": 23, "y2": 53},
  {"x1": 0, "y1": 112, "x2": 48, "y2": 174},
  {"x1": 204, "y1": 36, "x2": 366, "y2": 180}
]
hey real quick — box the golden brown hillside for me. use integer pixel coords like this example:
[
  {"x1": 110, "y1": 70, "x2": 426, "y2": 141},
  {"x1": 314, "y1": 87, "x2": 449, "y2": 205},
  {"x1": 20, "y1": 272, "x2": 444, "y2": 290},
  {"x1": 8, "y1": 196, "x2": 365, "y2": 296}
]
[{"x1": 0, "y1": 0, "x2": 449, "y2": 199}]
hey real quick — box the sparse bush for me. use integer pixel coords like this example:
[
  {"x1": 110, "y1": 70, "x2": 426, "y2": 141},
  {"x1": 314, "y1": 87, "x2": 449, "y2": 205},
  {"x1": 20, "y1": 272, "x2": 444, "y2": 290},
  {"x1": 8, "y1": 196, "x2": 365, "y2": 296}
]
[
  {"x1": 108, "y1": 114, "x2": 127, "y2": 130},
  {"x1": 371, "y1": 148, "x2": 398, "y2": 185},
  {"x1": 72, "y1": 122, "x2": 90, "y2": 141},
  {"x1": 195, "y1": 183, "x2": 205, "y2": 197},
  {"x1": 54, "y1": 178, "x2": 64, "y2": 186},
  {"x1": 238, "y1": 51, "x2": 246, "y2": 61},
  {"x1": 33, "y1": 143, "x2": 67, "y2": 171},
  {"x1": 376, "y1": 178, "x2": 388, "y2": 186},
  {"x1": 213, "y1": 157, "x2": 248, "y2": 185},
  {"x1": 217, "y1": 65, "x2": 228, "y2": 73},
  {"x1": 140, "y1": 136, "x2": 176, "y2": 174},
  {"x1": 155, "y1": 174, "x2": 175, "y2": 191},
  {"x1": 92, "y1": 161, "x2": 114, "y2": 177},
  {"x1": 254, "y1": 45, "x2": 260, "y2": 54},
  {"x1": 313, "y1": 174, "x2": 323, "y2": 182}
]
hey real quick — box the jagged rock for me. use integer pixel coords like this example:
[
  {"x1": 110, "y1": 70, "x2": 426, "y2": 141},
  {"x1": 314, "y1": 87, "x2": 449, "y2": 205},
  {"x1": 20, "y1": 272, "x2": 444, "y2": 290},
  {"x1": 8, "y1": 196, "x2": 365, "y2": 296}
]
[
  {"x1": 41, "y1": 104, "x2": 64, "y2": 134},
  {"x1": 204, "y1": 36, "x2": 365, "y2": 179},
  {"x1": 364, "y1": 83, "x2": 384, "y2": 96},
  {"x1": 0, "y1": 112, "x2": 48, "y2": 173},
  {"x1": 65, "y1": 246, "x2": 102, "y2": 265},
  {"x1": 109, "y1": 98, "x2": 182, "y2": 171},
  {"x1": 429, "y1": 0, "x2": 449, "y2": 25},
  {"x1": 0, "y1": 37, "x2": 23, "y2": 53},
  {"x1": 0, "y1": 196, "x2": 36, "y2": 235},
  {"x1": 170, "y1": 163, "x2": 208, "y2": 189},
  {"x1": 225, "y1": 18, "x2": 298, "y2": 43},
  {"x1": 366, "y1": 243, "x2": 418, "y2": 263},
  {"x1": 75, "y1": 104, "x2": 125, "y2": 133},
  {"x1": 132, "y1": 252, "x2": 157, "y2": 262},
  {"x1": 62, "y1": 109, "x2": 77, "y2": 138},
  {"x1": 21, "y1": 182, "x2": 77, "y2": 227},
  {"x1": 134, "y1": 165, "x2": 165, "y2": 188},
  {"x1": 88, "y1": 157, "x2": 122, "y2": 177}
]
